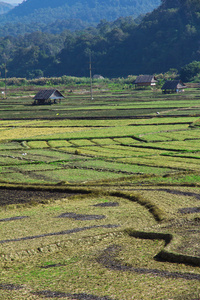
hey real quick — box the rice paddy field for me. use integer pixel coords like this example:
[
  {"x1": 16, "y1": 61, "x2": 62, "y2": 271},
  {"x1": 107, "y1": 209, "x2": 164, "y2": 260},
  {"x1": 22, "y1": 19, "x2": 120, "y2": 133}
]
[{"x1": 0, "y1": 83, "x2": 200, "y2": 299}]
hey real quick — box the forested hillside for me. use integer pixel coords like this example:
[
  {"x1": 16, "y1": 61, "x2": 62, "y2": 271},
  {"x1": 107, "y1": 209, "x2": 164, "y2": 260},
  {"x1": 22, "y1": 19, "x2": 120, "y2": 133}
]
[
  {"x1": 1, "y1": 0, "x2": 200, "y2": 79},
  {"x1": 0, "y1": 0, "x2": 160, "y2": 34},
  {"x1": 53, "y1": 0, "x2": 200, "y2": 77}
]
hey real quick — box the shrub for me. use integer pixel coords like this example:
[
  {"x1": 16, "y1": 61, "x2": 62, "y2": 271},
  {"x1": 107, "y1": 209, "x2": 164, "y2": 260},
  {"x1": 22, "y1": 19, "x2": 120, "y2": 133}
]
[{"x1": 180, "y1": 61, "x2": 200, "y2": 82}]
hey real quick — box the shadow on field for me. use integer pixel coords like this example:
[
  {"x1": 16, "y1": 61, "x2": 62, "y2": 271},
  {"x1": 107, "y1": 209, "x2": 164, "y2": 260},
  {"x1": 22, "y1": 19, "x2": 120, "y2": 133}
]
[
  {"x1": 0, "y1": 225, "x2": 120, "y2": 244},
  {"x1": 96, "y1": 244, "x2": 200, "y2": 281}
]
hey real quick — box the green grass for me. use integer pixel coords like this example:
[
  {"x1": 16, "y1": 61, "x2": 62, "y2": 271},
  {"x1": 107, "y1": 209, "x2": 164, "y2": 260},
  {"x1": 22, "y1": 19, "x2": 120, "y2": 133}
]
[
  {"x1": 47, "y1": 139, "x2": 72, "y2": 147},
  {"x1": 0, "y1": 86, "x2": 200, "y2": 299},
  {"x1": 27, "y1": 141, "x2": 49, "y2": 149},
  {"x1": 114, "y1": 137, "x2": 142, "y2": 144},
  {"x1": 92, "y1": 138, "x2": 119, "y2": 145},
  {"x1": 68, "y1": 139, "x2": 95, "y2": 146},
  {"x1": 77, "y1": 159, "x2": 170, "y2": 174},
  {"x1": 147, "y1": 139, "x2": 200, "y2": 151},
  {"x1": 0, "y1": 115, "x2": 200, "y2": 183},
  {"x1": 147, "y1": 173, "x2": 200, "y2": 185}
]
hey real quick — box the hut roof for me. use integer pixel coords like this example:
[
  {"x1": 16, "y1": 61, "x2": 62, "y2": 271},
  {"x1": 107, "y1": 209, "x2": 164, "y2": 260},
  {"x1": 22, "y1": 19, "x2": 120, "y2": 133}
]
[
  {"x1": 162, "y1": 80, "x2": 186, "y2": 90},
  {"x1": 93, "y1": 74, "x2": 104, "y2": 79},
  {"x1": 33, "y1": 89, "x2": 64, "y2": 100},
  {"x1": 135, "y1": 75, "x2": 157, "y2": 84}
]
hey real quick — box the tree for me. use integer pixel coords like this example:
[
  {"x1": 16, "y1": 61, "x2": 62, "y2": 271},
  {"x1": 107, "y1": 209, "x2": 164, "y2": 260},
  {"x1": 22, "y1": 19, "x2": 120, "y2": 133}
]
[{"x1": 180, "y1": 61, "x2": 200, "y2": 82}]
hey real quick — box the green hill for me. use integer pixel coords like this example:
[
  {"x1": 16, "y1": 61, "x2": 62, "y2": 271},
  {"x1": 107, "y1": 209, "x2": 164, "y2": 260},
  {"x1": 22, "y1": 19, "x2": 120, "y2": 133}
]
[
  {"x1": 53, "y1": 0, "x2": 200, "y2": 77},
  {"x1": 0, "y1": 0, "x2": 160, "y2": 26},
  {"x1": 2, "y1": 0, "x2": 200, "y2": 78},
  {"x1": 122, "y1": 0, "x2": 200, "y2": 74}
]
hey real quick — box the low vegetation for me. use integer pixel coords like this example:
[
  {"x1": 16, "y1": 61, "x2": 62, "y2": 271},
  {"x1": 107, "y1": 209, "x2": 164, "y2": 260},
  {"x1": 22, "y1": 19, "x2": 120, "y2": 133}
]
[{"x1": 0, "y1": 82, "x2": 199, "y2": 299}]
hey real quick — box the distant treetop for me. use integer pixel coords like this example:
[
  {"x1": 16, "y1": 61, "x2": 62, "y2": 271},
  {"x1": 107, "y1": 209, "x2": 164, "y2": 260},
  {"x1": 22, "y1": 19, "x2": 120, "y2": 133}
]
[{"x1": 0, "y1": 0, "x2": 161, "y2": 26}]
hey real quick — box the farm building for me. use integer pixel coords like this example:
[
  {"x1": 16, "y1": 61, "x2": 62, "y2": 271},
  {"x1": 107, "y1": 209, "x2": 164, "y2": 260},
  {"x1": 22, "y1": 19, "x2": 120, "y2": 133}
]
[
  {"x1": 134, "y1": 75, "x2": 157, "y2": 87},
  {"x1": 33, "y1": 89, "x2": 64, "y2": 105},
  {"x1": 161, "y1": 80, "x2": 187, "y2": 94},
  {"x1": 93, "y1": 74, "x2": 104, "y2": 79}
]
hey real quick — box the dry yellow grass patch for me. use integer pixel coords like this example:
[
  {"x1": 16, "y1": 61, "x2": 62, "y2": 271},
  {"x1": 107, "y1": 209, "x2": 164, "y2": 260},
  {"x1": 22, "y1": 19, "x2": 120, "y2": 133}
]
[{"x1": 0, "y1": 127, "x2": 88, "y2": 140}]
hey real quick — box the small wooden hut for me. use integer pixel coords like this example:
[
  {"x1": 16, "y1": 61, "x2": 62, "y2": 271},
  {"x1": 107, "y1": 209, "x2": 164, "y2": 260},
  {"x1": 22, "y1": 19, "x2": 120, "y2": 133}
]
[
  {"x1": 161, "y1": 80, "x2": 187, "y2": 94},
  {"x1": 33, "y1": 89, "x2": 64, "y2": 105},
  {"x1": 134, "y1": 75, "x2": 157, "y2": 87}
]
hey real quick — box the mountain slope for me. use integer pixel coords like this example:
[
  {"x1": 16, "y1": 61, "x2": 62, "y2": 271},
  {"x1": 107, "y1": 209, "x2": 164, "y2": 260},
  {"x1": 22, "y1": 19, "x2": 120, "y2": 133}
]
[
  {"x1": 97, "y1": 0, "x2": 200, "y2": 75},
  {"x1": 121, "y1": 0, "x2": 200, "y2": 74},
  {"x1": 0, "y1": 0, "x2": 161, "y2": 24},
  {"x1": 0, "y1": 2, "x2": 13, "y2": 14},
  {"x1": 3, "y1": 0, "x2": 200, "y2": 78},
  {"x1": 55, "y1": 0, "x2": 200, "y2": 77}
]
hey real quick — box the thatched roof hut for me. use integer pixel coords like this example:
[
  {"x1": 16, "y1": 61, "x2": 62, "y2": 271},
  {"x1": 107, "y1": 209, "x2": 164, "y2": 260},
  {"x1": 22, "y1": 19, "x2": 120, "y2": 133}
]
[
  {"x1": 134, "y1": 75, "x2": 157, "y2": 87},
  {"x1": 33, "y1": 89, "x2": 64, "y2": 105},
  {"x1": 162, "y1": 80, "x2": 186, "y2": 93}
]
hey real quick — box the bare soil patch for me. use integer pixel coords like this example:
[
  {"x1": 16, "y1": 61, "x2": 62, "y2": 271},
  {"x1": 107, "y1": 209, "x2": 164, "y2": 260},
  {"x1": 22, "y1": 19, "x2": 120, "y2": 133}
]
[
  {"x1": 0, "y1": 216, "x2": 29, "y2": 222},
  {"x1": 32, "y1": 290, "x2": 114, "y2": 299},
  {"x1": 178, "y1": 207, "x2": 200, "y2": 214},
  {"x1": 96, "y1": 245, "x2": 200, "y2": 281},
  {"x1": 0, "y1": 225, "x2": 120, "y2": 244},
  {"x1": 41, "y1": 263, "x2": 66, "y2": 269},
  {"x1": 131, "y1": 188, "x2": 200, "y2": 199},
  {"x1": 93, "y1": 202, "x2": 119, "y2": 207},
  {"x1": 157, "y1": 188, "x2": 200, "y2": 200},
  {"x1": 57, "y1": 212, "x2": 106, "y2": 220},
  {"x1": 0, "y1": 188, "x2": 77, "y2": 206},
  {"x1": 0, "y1": 283, "x2": 23, "y2": 290}
]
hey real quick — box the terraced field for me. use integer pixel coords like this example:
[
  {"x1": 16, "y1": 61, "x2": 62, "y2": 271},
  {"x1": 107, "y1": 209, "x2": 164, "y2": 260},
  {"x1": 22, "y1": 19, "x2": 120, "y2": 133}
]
[
  {"x1": 0, "y1": 84, "x2": 200, "y2": 299},
  {"x1": 0, "y1": 116, "x2": 199, "y2": 184}
]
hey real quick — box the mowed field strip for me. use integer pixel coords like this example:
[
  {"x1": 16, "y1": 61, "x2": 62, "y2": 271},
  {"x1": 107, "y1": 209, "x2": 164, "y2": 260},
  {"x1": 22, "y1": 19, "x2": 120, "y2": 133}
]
[{"x1": 0, "y1": 85, "x2": 200, "y2": 299}]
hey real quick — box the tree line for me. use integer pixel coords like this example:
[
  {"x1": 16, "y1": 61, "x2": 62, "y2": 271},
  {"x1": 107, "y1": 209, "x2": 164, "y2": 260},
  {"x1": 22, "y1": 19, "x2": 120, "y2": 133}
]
[
  {"x1": 1, "y1": 0, "x2": 200, "y2": 80},
  {"x1": 0, "y1": 0, "x2": 160, "y2": 30}
]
